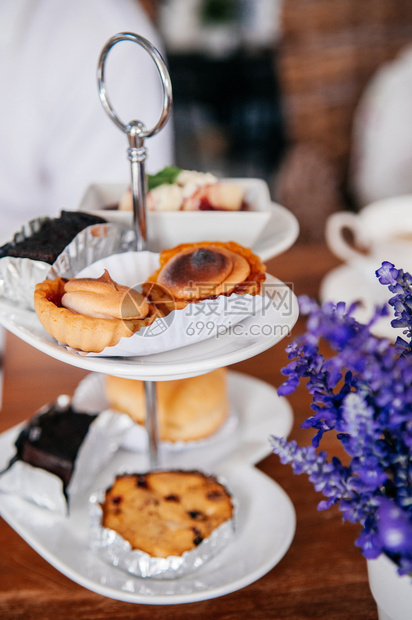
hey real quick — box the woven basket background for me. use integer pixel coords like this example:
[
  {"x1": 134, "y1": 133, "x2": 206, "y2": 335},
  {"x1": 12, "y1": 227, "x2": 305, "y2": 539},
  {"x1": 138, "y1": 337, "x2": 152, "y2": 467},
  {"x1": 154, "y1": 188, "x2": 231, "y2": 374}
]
[{"x1": 278, "y1": 0, "x2": 412, "y2": 184}]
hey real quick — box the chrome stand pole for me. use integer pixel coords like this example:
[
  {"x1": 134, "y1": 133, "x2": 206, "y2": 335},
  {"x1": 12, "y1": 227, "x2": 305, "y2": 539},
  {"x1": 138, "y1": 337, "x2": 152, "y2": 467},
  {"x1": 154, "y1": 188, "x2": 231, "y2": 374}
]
[
  {"x1": 144, "y1": 381, "x2": 159, "y2": 468},
  {"x1": 97, "y1": 32, "x2": 172, "y2": 468}
]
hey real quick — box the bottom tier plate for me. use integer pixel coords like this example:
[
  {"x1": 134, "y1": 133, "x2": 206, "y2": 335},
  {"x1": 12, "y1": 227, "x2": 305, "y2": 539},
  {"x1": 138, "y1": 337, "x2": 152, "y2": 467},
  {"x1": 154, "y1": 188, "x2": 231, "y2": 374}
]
[
  {"x1": 0, "y1": 443, "x2": 295, "y2": 605},
  {"x1": 0, "y1": 372, "x2": 295, "y2": 604}
]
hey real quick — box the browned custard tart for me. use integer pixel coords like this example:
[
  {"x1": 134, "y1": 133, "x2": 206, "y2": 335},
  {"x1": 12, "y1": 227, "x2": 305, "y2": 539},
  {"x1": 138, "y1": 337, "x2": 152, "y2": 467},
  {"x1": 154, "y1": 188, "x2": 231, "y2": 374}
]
[{"x1": 143, "y1": 240, "x2": 266, "y2": 314}]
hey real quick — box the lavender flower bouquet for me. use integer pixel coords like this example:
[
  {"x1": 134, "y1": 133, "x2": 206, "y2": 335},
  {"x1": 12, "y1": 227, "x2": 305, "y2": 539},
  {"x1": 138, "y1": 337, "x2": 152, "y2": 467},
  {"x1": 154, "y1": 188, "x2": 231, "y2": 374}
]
[{"x1": 270, "y1": 261, "x2": 412, "y2": 576}]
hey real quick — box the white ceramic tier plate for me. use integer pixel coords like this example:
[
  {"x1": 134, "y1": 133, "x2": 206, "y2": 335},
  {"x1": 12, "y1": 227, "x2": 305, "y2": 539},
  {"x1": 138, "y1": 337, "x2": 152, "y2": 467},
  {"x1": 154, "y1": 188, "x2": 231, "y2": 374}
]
[
  {"x1": 320, "y1": 263, "x2": 403, "y2": 340},
  {"x1": 0, "y1": 456, "x2": 295, "y2": 605},
  {"x1": 72, "y1": 370, "x2": 293, "y2": 470},
  {"x1": 0, "y1": 408, "x2": 296, "y2": 604},
  {"x1": 99, "y1": 200, "x2": 299, "y2": 263},
  {"x1": 0, "y1": 275, "x2": 298, "y2": 381},
  {"x1": 255, "y1": 202, "x2": 299, "y2": 262},
  {"x1": 78, "y1": 180, "x2": 299, "y2": 259}
]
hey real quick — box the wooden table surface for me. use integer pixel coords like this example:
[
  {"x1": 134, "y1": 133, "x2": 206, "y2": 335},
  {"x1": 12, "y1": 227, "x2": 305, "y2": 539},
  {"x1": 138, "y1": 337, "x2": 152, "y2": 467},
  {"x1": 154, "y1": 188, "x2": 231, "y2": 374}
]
[{"x1": 0, "y1": 243, "x2": 378, "y2": 619}]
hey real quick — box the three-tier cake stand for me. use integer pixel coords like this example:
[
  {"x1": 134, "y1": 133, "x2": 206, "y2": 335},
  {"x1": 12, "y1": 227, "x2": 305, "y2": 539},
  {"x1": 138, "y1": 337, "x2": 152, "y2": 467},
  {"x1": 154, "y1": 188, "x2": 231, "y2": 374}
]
[{"x1": 0, "y1": 34, "x2": 299, "y2": 604}]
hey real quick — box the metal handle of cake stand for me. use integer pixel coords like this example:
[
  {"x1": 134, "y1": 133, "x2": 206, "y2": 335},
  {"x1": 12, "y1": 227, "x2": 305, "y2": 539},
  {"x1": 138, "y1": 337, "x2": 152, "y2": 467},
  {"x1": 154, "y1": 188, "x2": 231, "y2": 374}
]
[
  {"x1": 97, "y1": 32, "x2": 173, "y2": 468},
  {"x1": 97, "y1": 32, "x2": 172, "y2": 250}
]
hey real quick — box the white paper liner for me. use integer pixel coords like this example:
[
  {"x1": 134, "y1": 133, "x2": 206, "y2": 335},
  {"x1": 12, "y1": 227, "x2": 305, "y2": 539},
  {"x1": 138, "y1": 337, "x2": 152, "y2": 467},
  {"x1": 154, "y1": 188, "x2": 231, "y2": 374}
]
[
  {"x1": 89, "y1": 472, "x2": 236, "y2": 579},
  {"x1": 0, "y1": 406, "x2": 133, "y2": 515},
  {"x1": 0, "y1": 256, "x2": 51, "y2": 309},
  {"x1": 0, "y1": 218, "x2": 136, "y2": 310},
  {"x1": 0, "y1": 459, "x2": 68, "y2": 514},
  {"x1": 72, "y1": 372, "x2": 239, "y2": 453},
  {"x1": 49, "y1": 224, "x2": 136, "y2": 280},
  {"x1": 65, "y1": 251, "x2": 265, "y2": 357}
]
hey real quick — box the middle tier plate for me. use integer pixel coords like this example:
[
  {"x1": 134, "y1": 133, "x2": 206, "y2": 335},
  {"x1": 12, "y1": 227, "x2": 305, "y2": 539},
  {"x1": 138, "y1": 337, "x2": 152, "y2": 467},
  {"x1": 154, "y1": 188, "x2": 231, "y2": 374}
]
[
  {"x1": 72, "y1": 370, "x2": 293, "y2": 470},
  {"x1": 0, "y1": 275, "x2": 298, "y2": 381}
]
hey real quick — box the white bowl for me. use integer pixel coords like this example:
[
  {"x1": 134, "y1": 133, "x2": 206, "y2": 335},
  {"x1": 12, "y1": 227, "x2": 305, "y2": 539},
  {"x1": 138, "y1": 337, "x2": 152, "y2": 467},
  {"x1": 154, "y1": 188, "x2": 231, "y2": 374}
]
[{"x1": 77, "y1": 178, "x2": 272, "y2": 251}]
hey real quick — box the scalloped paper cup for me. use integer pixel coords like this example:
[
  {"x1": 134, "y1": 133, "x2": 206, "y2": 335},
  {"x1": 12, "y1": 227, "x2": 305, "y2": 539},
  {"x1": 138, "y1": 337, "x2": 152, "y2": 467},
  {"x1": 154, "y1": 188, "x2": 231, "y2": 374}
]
[{"x1": 66, "y1": 251, "x2": 266, "y2": 358}]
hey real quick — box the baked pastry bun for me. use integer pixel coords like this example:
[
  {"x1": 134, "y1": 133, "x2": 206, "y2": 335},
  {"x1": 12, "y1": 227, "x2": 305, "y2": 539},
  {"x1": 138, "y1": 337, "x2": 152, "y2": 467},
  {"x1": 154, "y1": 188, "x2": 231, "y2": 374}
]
[
  {"x1": 105, "y1": 368, "x2": 229, "y2": 442},
  {"x1": 101, "y1": 470, "x2": 233, "y2": 558},
  {"x1": 34, "y1": 270, "x2": 158, "y2": 353},
  {"x1": 143, "y1": 241, "x2": 266, "y2": 313}
]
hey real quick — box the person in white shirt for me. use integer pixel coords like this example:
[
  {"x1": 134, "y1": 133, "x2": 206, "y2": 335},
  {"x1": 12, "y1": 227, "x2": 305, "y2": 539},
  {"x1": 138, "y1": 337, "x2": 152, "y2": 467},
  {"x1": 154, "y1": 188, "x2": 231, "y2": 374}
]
[{"x1": 0, "y1": 0, "x2": 174, "y2": 243}]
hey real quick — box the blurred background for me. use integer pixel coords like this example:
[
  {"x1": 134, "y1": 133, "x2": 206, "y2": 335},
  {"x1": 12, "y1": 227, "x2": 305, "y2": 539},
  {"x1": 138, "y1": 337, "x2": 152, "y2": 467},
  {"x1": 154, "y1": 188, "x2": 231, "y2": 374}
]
[
  {"x1": 155, "y1": 0, "x2": 285, "y2": 188},
  {"x1": 147, "y1": 0, "x2": 412, "y2": 242},
  {"x1": 4, "y1": 0, "x2": 412, "y2": 244}
]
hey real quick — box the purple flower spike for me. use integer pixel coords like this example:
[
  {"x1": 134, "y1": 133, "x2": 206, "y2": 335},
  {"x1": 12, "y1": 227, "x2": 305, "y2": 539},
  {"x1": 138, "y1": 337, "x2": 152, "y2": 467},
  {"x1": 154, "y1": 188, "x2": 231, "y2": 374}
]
[
  {"x1": 272, "y1": 284, "x2": 412, "y2": 575},
  {"x1": 377, "y1": 261, "x2": 412, "y2": 354},
  {"x1": 376, "y1": 262, "x2": 398, "y2": 286},
  {"x1": 377, "y1": 498, "x2": 412, "y2": 557}
]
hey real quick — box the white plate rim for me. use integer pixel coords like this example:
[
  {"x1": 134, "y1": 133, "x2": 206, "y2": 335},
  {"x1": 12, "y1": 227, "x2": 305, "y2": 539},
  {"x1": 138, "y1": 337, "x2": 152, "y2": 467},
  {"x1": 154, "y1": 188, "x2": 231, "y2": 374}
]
[
  {"x1": 79, "y1": 180, "x2": 299, "y2": 263},
  {"x1": 256, "y1": 202, "x2": 299, "y2": 262}
]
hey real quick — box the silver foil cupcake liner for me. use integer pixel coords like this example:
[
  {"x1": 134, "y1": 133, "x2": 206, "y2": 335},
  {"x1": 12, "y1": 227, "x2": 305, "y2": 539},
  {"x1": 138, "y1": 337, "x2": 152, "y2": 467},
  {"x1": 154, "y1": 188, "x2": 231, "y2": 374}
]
[
  {"x1": 0, "y1": 255, "x2": 51, "y2": 310},
  {"x1": 49, "y1": 223, "x2": 136, "y2": 280},
  {"x1": 0, "y1": 218, "x2": 136, "y2": 310},
  {"x1": 89, "y1": 473, "x2": 236, "y2": 580}
]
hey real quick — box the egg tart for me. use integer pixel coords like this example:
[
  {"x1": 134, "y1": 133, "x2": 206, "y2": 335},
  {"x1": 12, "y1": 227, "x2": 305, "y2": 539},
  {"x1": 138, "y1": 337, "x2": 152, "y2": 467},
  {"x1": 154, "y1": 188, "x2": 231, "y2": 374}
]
[
  {"x1": 143, "y1": 241, "x2": 266, "y2": 313},
  {"x1": 34, "y1": 270, "x2": 158, "y2": 353}
]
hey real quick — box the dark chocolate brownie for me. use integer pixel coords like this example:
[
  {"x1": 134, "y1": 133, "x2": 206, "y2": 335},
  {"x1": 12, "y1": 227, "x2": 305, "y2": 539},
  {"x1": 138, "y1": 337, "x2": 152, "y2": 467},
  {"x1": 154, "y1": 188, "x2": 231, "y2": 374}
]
[
  {"x1": 0, "y1": 211, "x2": 106, "y2": 263},
  {"x1": 5, "y1": 398, "x2": 97, "y2": 497}
]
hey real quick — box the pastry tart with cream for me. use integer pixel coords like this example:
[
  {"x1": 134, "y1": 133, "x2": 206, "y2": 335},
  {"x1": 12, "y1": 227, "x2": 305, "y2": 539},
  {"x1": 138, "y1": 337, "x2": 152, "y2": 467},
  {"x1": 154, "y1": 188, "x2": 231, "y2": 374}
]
[
  {"x1": 143, "y1": 241, "x2": 266, "y2": 313},
  {"x1": 34, "y1": 270, "x2": 157, "y2": 353}
]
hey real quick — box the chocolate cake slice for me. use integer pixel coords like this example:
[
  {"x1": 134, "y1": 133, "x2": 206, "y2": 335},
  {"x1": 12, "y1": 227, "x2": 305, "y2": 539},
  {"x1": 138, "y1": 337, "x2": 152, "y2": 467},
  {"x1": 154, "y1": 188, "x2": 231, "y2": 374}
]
[
  {"x1": 0, "y1": 211, "x2": 106, "y2": 263},
  {"x1": 6, "y1": 397, "x2": 97, "y2": 497}
]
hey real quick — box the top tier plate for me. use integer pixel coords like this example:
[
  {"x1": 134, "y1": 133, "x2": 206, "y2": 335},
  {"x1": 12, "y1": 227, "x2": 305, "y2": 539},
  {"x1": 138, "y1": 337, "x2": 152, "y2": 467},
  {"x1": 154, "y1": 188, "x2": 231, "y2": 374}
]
[{"x1": 78, "y1": 181, "x2": 299, "y2": 263}]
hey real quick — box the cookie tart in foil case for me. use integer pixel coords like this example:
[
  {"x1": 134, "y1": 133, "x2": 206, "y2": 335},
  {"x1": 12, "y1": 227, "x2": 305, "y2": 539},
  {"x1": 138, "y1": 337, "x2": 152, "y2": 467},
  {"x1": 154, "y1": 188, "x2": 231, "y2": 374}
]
[
  {"x1": 0, "y1": 212, "x2": 136, "y2": 310},
  {"x1": 89, "y1": 470, "x2": 236, "y2": 579}
]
